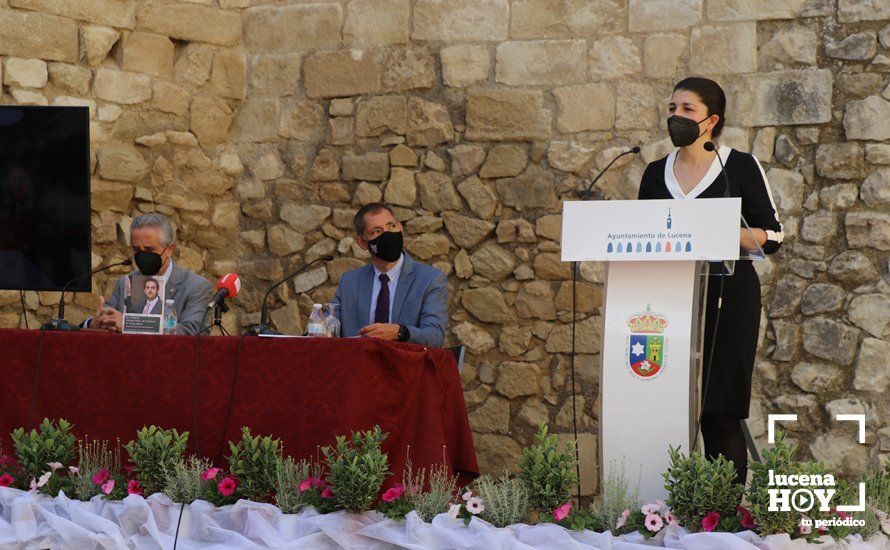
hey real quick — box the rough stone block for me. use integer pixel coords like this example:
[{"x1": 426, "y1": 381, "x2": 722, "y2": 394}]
[
  {"x1": 0, "y1": 11, "x2": 78, "y2": 63},
  {"x1": 81, "y1": 25, "x2": 119, "y2": 67},
  {"x1": 137, "y1": 0, "x2": 241, "y2": 46},
  {"x1": 734, "y1": 70, "x2": 832, "y2": 126},
  {"x1": 496, "y1": 40, "x2": 586, "y2": 86},
  {"x1": 3, "y1": 58, "x2": 47, "y2": 88},
  {"x1": 304, "y1": 50, "x2": 381, "y2": 99},
  {"x1": 279, "y1": 100, "x2": 325, "y2": 143},
  {"x1": 466, "y1": 89, "x2": 551, "y2": 141},
  {"x1": 846, "y1": 212, "x2": 890, "y2": 251},
  {"x1": 244, "y1": 3, "x2": 342, "y2": 53},
  {"x1": 342, "y1": 153, "x2": 390, "y2": 182},
  {"x1": 510, "y1": 0, "x2": 623, "y2": 38},
  {"x1": 122, "y1": 32, "x2": 174, "y2": 79},
  {"x1": 708, "y1": 0, "x2": 832, "y2": 20},
  {"x1": 48, "y1": 63, "x2": 91, "y2": 95},
  {"x1": 210, "y1": 48, "x2": 247, "y2": 100},
  {"x1": 838, "y1": 0, "x2": 890, "y2": 22},
  {"x1": 643, "y1": 33, "x2": 687, "y2": 79},
  {"x1": 413, "y1": 0, "x2": 508, "y2": 42},
  {"x1": 344, "y1": 0, "x2": 409, "y2": 47},
  {"x1": 248, "y1": 55, "x2": 301, "y2": 97},
  {"x1": 97, "y1": 144, "x2": 148, "y2": 183},
  {"x1": 761, "y1": 28, "x2": 818, "y2": 68},
  {"x1": 190, "y1": 96, "x2": 234, "y2": 145},
  {"x1": 407, "y1": 98, "x2": 453, "y2": 147},
  {"x1": 10, "y1": 0, "x2": 136, "y2": 28},
  {"x1": 441, "y1": 45, "x2": 490, "y2": 88},
  {"x1": 689, "y1": 23, "x2": 757, "y2": 74},
  {"x1": 355, "y1": 96, "x2": 407, "y2": 137},
  {"x1": 628, "y1": 0, "x2": 701, "y2": 32},
  {"x1": 588, "y1": 36, "x2": 641, "y2": 80},
  {"x1": 844, "y1": 96, "x2": 890, "y2": 141},
  {"x1": 553, "y1": 83, "x2": 614, "y2": 133},
  {"x1": 92, "y1": 69, "x2": 152, "y2": 105},
  {"x1": 233, "y1": 99, "x2": 279, "y2": 142}
]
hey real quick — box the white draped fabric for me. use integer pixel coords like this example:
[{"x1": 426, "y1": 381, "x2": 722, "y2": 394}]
[{"x1": 1, "y1": 488, "x2": 887, "y2": 549}]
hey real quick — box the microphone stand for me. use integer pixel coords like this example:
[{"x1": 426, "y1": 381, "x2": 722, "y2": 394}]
[
  {"x1": 41, "y1": 259, "x2": 133, "y2": 331},
  {"x1": 248, "y1": 255, "x2": 333, "y2": 336},
  {"x1": 569, "y1": 146, "x2": 640, "y2": 504}
]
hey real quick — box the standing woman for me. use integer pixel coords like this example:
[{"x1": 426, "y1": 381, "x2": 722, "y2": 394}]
[{"x1": 638, "y1": 77, "x2": 784, "y2": 486}]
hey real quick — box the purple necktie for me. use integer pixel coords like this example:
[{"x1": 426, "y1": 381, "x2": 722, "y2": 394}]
[{"x1": 374, "y1": 273, "x2": 390, "y2": 324}]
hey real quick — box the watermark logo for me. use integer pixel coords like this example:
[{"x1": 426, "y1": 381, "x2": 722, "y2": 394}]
[{"x1": 766, "y1": 414, "x2": 867, "y2": 529}]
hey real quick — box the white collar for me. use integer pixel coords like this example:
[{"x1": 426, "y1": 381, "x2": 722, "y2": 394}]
[
  {"x1": 373, "y1": 253, "x2": 404, "y2": 282},
  {"x1": 664, "y1": 145, "x2": 731, "y2": 200}
]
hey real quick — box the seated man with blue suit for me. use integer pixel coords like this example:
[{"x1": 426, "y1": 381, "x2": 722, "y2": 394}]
[{"x1": 332, "y1": 203, "x2": 447, "y2": 347}]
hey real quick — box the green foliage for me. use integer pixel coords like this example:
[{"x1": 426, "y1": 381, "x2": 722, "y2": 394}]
[
  {"x1": 865, "y1": 461, "x2": 890, "y2": 514},
  {"x1": 227, "y1": 427, "x2": 282, "y2": 501},
  {"x1": 273, "y1": 456, "x2": 318, "y2": 514},
  {"x1": 663, "y1": 446, "x2": 743, "y2": 532},
  {"x1": 322, "y1": 426, "x2": 390, "y2": 513},
  {"x1": 590, "y1": 459, "x2": 641, "y2": 534},
  {"x1": 519, "y1": 424, "x2": 579, "y2": 514},
  {"x1": 474, "y1": 472, "x2": 530, "y2": 528},
  {"x1": 73, "y1": 439, "x2": 120, "y2": 501},
  {"x1": 548, "y1": 506, "x2": 603, "y2": 531},
  {"x1": 376, "y1": 491, "x2": 414, "y2": 520},
  {"x1": 404, "y1": 461, "x2": 458, "y2": 522},
  {"x1": 123, "y1": 426, "x2": 188, "y2": 496},
  {"x1": 163, "y1": 456, "x2": 212, "y2": 504},
  {"x1": 12, "y1": 418, "x2": 76, "y2": 482}
]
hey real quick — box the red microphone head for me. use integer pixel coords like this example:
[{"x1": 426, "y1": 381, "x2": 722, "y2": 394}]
[{"x1": 217, "y1": 273, "x2": 241, "y2": 298}]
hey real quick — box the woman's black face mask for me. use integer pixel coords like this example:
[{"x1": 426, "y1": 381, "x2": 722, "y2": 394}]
[{"x1": 667, "y1": 115, "x2": 709, "y2": 147}]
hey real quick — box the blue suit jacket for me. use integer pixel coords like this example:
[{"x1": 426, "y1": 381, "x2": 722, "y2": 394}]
[{"x1": 332, "y1": 253, "x2": 447, "y2": 348}]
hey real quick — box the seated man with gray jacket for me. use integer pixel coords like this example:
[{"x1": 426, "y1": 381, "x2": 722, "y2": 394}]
[
  {"x1": 84, "y1": 213, "x2": 213, "y2": 335},
  {"x1": 332, "y1": 203, "x2": 447, "y2": 347}
]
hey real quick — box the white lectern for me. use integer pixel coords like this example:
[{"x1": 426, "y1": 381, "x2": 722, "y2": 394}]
[{"x1": 561, "y1": 198, "x2": 743, "y2": 501}]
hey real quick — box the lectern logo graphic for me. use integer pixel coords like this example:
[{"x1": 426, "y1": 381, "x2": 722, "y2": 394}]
[{"x1": 626, "y1": 305, "x2": 668, "y2": 380}]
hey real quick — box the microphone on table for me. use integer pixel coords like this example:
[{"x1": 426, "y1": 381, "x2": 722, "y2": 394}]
[
  {"x1": 41, "y1": 258, "x2": 133, "y2": 331},
  {"x1": 208, "y1": 273, "x2": 241, "y2": 310},
  {"x1": 576, "y1": 146, "x2": 641, "y2": 200},
  {"x1": 249, "y1": 255, "x2": 334, "y2": 336}
]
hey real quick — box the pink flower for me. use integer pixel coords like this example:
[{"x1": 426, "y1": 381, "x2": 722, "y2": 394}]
[
  {"x1": 701, "y1": 511, "x2": 720, "y2": 532},
  {"x1": 448, "y1": 503, "x2": 461, "y2": 519},
  {"x1": 101, "y1": 479, "x2": 115, "y2": 495},
  {"x1": 127, "y1": 479, "x2": 143, "y2": 496},
  {"x1": 737, "y1": 506, "x2": 756, "y2": 530},
  {"x1": 200, "y1": 468, "x2": 220, "y2": 481},
  {"x1": 298, "y1": 478, "x2": 313, "y2": 492},
  {"x1": 800, "y1": 516, "x2": 812, "y2": 535},
  {"x1": 91, "y1": 469, "x2": 109, "y2": 486},
  {"x1": 0, "y1": 473, "x2": 13, "y2": 487},
  {"x1": 616, "y1": 509, "x2": 630, "y2": 529},
  {"x1": 382, "y1": 484, "x2": 404, "y2": 502},
  {"x1": 664, "y1": 511, "x2": 679, "y2": 526},
  {"x1": 46, "y1": 462, "x2": 62, "y2": 472},
  {"x1": 645, "y1": 513, "x2": 664, "y2": 532},
  {"x1": 641, "y1": 503, "x2": 660, "y2": 515},
  {"x1": 217, "y1": 477, "x2": 237, "y2": 497},
  {"x1": 462, "y1": 490, "x2": 473, "y2": 501},
  {"x1": 298, "y1": 477, "x2": 325, "y2": 492},
  {"x1": 836, "y1": 511, "x2": 851, "y2": 520},
  {"x1": 36, "y1": 472, "x2": 52, "y2": 488},
  {"x1": 553, "y1": 502, "x2": 572, "y2": 521},
  {"x1": 466, "y1": 496, "x2": 484, "y2": 515},
  {"x1": 68, "y1": 466, "x2": 79, "y2": 476},
  {"x1": 321, "y1": 486, "x2": 335, "y2": 499}
]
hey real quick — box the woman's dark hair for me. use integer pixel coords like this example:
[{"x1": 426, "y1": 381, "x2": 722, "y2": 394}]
[{"x1": 674, "y1": 77, "x2": 726, "y2": 139}]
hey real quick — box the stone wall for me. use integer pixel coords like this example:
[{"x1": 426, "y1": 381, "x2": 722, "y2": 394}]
[{"x1": 0, "y1": 0, "x2": 888, "y2": 495}]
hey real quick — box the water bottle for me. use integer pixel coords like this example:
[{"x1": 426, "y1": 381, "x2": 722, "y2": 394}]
[
  {"x1": 324, "y1": 303, "x2": 340, "y2": 338},
  {"x1": 307, "y1": 304, "x2": 325, "y2": 337},
  {"x1": 162, "y1": 299, "x2": 177, "y2": 335}
]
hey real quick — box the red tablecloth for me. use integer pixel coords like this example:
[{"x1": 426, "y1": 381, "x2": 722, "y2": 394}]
[{"x1": 0, "y1": 329, "x2": 477, "y2": 488}]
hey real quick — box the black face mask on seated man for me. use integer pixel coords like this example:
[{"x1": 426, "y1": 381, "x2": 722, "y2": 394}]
[
  {"x1": 367, "y1": 230, "x2": 403, "y2": 263},
  {"x1": 134, "y1": 247, "x2": 166, "y2": 276},
  {"x1": 667, "y1": 115, "x2": 709, "y2": 148}
]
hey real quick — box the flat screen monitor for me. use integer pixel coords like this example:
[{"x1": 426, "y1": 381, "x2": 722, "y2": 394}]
[{"x1": 0, "y1": 106, "x2": 91, "y2": 291}]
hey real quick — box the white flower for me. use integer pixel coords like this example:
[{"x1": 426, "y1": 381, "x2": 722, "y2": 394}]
[
  {"x1": 462, "y1": 490, "x2": 473, "y2": 501},
  {"x1": 36, "y1": 471, "x2": 52, "y2": 488},
  {"x1": 448, "y1": 504, "x2": 462, "y2": 519},
  {"x1": 800, "y1": 516, "x2": 812, "y2": 535},
  {"x1": 664, "y1": 511, "x2": 679, "y2": 526},
  {"x1": 46, "y1": 462, "x2": 62, "y2": 472},
  {"x1": 466, "y1": 497, "x2": 484, "y2": 515},
  {"x1": 655, "y1": 500, "x2": 667, "y2": 512},
  {"x1": 616, "y1": 509, "x2": 630, "y2": 529},
  {"x1": 68, "y1": 466, "x2": 79, "y2": 475},
  {"x1": 641, "y1": 503, "x2": 660, "y2": 515}
]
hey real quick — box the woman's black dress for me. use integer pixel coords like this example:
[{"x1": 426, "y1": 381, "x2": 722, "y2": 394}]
[{"x1": 638, "y1": 146, "x2": 784, "y2": 418}]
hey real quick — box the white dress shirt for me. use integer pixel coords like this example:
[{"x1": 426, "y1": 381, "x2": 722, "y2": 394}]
[
  {"x1": 368, "y1": 254, "x2": 404, "y2": 324},
  {"x1": 142, "y1": 296, "x2": 160, "y2": 314}
]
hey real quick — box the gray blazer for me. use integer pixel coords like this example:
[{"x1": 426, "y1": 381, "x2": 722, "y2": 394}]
[
  {"x1": 332, "y1": 253, "x2": 447, "y2": 347},
  {"x1": 86, "y1": 263, "x2": 213, "y2": 335}
]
